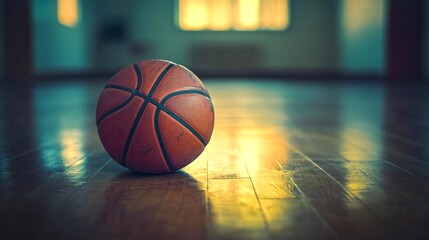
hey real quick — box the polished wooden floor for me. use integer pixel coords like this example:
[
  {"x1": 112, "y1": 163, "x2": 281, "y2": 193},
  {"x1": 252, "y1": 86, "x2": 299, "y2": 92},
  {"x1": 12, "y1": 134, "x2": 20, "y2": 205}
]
[{"x1": 1, "y1": 79, "x2": 429, "y2": 239}]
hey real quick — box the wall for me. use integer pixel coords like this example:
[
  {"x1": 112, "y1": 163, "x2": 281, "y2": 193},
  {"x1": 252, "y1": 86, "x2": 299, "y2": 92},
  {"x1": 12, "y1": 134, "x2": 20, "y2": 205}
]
[
  {"x1": 0, "y1": 1, "x2": 4, "y2": 79},
  {"x1": 425, "y1": 1, "x2": 429, "y2": 80},
  {"x1": 92, "y1": 0, "x2": 340, "y2": 72},
  {"x1": 339, "y1": 0, "x2": 386, "y2": 75},
  {"x1": 31, "y1": 0, "x2": 390, "y2": 75},
  {"x1": 32, "y1": 0, "x2": 91, "y2": 74},
  {"x1": 91, "y1": 0, "x2": 133, "y2": 70}
]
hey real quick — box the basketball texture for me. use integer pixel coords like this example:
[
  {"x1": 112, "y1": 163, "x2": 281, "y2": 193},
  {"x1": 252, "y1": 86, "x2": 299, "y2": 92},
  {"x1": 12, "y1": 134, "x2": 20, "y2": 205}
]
[{"x1": 96, "y1": 60, "x2": 214, "y2": 174}]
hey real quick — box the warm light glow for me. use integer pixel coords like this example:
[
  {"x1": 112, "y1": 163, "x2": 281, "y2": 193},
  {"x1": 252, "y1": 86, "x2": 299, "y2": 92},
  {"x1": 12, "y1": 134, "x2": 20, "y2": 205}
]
[
  {"x1": 340, "y1": 128, "x2": 380, "y2": 161},
  {"x1": 201, "y1": 82, "x2": 292, "y2": 230},
  {"x1": 235, "y1": 0, "x2": 260, "y2": 30},
  {"x1": 60, "y1": 129, "x2": 84, "y2": 168},
  {"x1": 178, "y1": 0, "x2": 289, "y2": 31},
  {"x1": 240, "y1": 132, "x2": 261, "y2": 170},
  {"x1": 58, "y1": 0, "x2": 79, "y2": 27},
  {"x1": 179, "y1": 0, "x2": 209, "y2": 30},
  {"x1": 239, "y1": 128, "x2": 290, "y2": 171},
  {"x1": 339, "y1": 86, "x2": 385, "y2": 199},
  {"x1": 60, "y1": 129, "x2": 87, "y2": 179},
  {"x1": 261, "y1": 0, "x2": 289, "y2": 30},
  {"x1": 208, "y1": 0, "x2": 232, "y2": 30},
  {"x1": 340, "y1": 128, "x2": 380, "y2": 195},
  {"x1": 343, "y1": 0, "x2": 383, "y2": 35}
]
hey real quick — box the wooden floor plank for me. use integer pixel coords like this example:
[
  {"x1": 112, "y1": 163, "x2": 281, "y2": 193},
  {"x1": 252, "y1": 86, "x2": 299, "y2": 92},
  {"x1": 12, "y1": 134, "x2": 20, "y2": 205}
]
[
  {"x1": 2, "y1": 80, "x2": 429, "y2": 239},
  {"x1": 261, "y1": 199, "x2": 335, "y2": 240}
]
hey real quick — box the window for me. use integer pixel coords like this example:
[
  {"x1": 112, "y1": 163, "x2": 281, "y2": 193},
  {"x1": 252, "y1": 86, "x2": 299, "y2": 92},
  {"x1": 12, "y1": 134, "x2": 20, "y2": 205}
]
[
  {"x1": 58, "y1": 0, "x2": 79, "y2": 27},
  {"x1": 178, "y1": 0, "x2": 290, "y2": 31}
]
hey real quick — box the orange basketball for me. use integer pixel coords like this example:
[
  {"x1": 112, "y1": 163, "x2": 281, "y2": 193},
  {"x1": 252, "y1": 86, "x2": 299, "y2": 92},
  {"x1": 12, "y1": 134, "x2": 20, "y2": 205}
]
[{"x1": 96, "y1": 60, "x2": 214, "y2": 174}]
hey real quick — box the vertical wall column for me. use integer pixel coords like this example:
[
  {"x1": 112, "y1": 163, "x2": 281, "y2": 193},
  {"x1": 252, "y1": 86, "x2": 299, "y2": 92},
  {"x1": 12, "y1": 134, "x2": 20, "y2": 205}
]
[
  {"x1": 3, "y1": 0, "x2": 33, "y2": 82},
  {"x1": 387, "y1": 0, "x2": 424, "y2": 81},
  {"x1": 424, "y1": 1, "x2": 429, "y2": 81}
]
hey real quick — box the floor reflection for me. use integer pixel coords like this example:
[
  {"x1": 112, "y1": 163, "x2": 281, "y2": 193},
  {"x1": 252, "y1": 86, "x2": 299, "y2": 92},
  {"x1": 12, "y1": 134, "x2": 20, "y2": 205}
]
[
  {"x1": 339, "y1": 84, "x2": 385, "y2": 161},
  {"x1": 339, "y1": 84, "x2": 385, "y2": 198},
  {"x1": 33, "y1": 83, "x2": 94, "y2": 180},
  {"x1": 204, "y1": 80, "x2": 429, "y2": 238},
  {"x1": 1, "y1": 80, "x2": 429, "y2": 239},
  {"x1": 95, "y1": 171, "x2": 207, "y2": 239},
  {"x1": 60, "y1": 129, "x2": 87, "y2": 177}
]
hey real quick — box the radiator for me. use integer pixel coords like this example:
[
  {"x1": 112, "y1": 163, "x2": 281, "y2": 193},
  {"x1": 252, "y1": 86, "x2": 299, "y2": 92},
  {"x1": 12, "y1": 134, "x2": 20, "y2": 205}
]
[{"x1": 191, "y1": 43, "x2": 261, "y2": 72}]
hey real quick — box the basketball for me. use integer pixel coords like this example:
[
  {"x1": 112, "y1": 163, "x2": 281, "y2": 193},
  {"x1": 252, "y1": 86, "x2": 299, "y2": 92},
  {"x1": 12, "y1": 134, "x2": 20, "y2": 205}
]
[{"x1": 95, "y1": 59, "x2": 214, "y2": 174}]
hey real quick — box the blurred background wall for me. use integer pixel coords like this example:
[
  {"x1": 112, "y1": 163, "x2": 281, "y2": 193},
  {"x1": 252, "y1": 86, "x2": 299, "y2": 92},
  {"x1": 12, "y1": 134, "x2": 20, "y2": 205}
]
[
  {"x1": 32, "y1": 0, "x2": 342, "y2": 75},
  {"x1": 339, "y1": 0, "x2": 386, "y2": 74},
  {"x1": 125, "y1": 0, "x2": 340, "y2": 74},
  {"x1": 0, "y1": 1, "x2": 5, "y2": 79},
  {"x1": 425, "y1": 1, "x2": 429, "y2": 79},
  {"x1": 0, "y1": 0, "x2": 428, "y2": 81},
  {"x1": 32, "y1": 0, "x2": 91, "y2": 73}
]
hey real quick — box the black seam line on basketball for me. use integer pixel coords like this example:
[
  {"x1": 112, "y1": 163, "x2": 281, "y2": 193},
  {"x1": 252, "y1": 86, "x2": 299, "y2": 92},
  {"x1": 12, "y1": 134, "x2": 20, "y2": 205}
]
[
  {"x1": 103, "y1": 85, "x2": 209, "y2": 146},
  {"x1": 104, "y1": 85, "x2": 208, "y2": 145},
  {"x1": 96, "y1": 65, "x2": 142, "y2": 127},
  {"x1": 121, "y1": 63, "x2": 175, "y2": 167},
  {"x1": 105, "y1": 84, "x2": 135, "y2": 93},
  {"x1": 160, "y1": 89, "x2": 211, "y2": 104},
  {"x1": 96, "y1": 95, "x2": 135, "y2": 126},
  {"x1": 133, "y1": 64, "x2": 143, "y2": 90},
  {"x1": 148, "y1": 63, "x2": 175, "y2": 97},
  {"x1": 154, "y1": 108, "x2": 175, "y2": 171},
  {"x1": 160, "y1": 107, "x2": 207, "y2": 146},
  {"x1": 105, "y1": 84, "x2": 210, "y2": 102},
  {"x1": 105, "y1": 85, "x2": 210, "y2": 110}
]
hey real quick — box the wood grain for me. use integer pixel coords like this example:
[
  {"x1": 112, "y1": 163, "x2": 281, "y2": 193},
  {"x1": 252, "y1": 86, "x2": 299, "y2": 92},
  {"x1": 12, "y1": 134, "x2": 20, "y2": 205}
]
[{"x1": 1, "y1": 81, "x2": 429, "y2": 239}]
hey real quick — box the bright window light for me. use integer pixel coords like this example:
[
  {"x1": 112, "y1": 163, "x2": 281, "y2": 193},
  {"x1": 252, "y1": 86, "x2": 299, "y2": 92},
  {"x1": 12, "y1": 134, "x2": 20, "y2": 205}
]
[
  {"x1": 236, "y1": 0, "x2": 260, "y2": 30},
  {"x1": 58, "y1": 0, "x2": 79, "y2": 27},
  {"x1": 178, "y1": 0, "x2": 290, "y2": 31}
]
